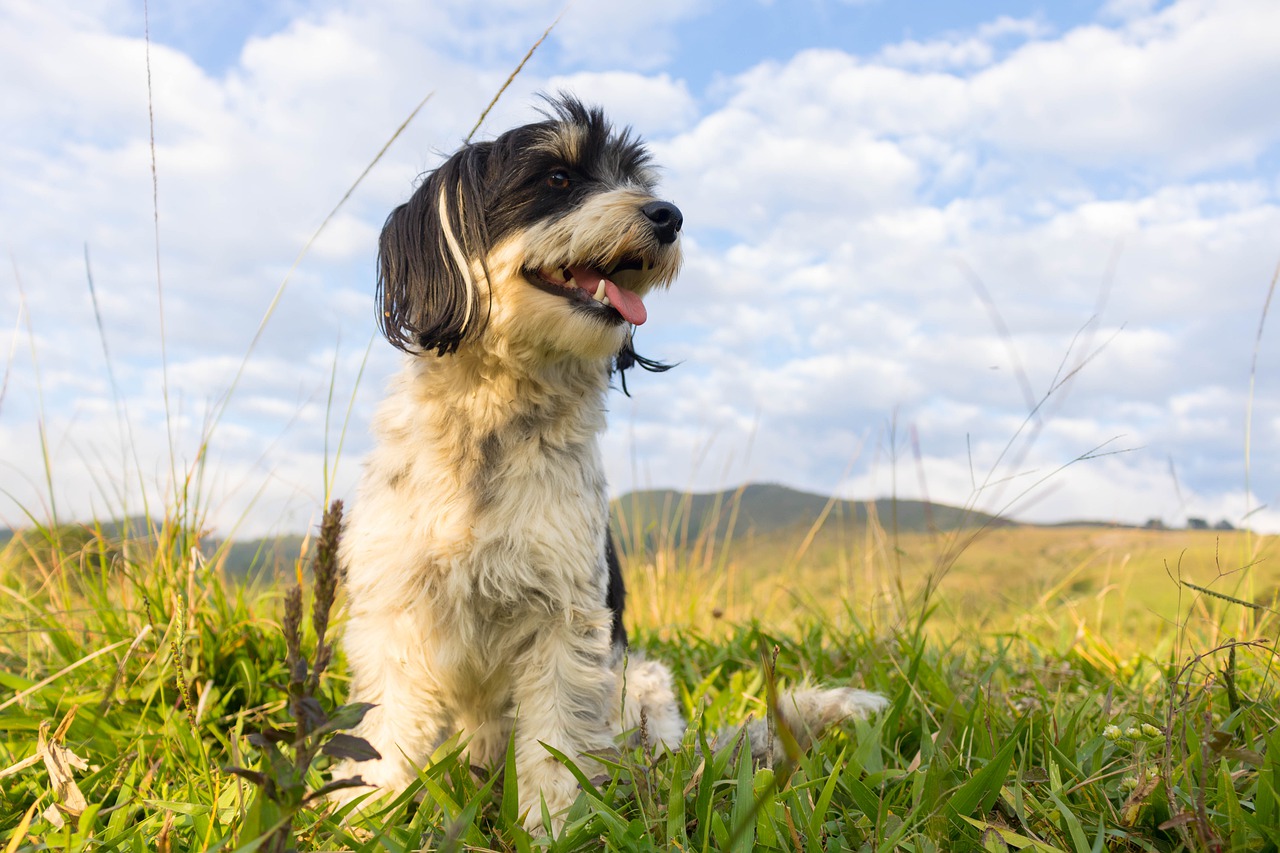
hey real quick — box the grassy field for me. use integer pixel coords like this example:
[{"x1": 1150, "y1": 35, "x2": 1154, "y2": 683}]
[
  {"x1": 1, "y1": 498, "x2": 1277, "y2": 852},
  {"x1": 622, "y1": 509, "x2": 1278, "y2": 654},
  {"x1": 6, "y1": 21, "x2": 1277, "y2": 850}
]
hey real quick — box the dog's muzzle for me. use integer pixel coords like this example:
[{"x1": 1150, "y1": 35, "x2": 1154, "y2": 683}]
[{"x1": 523, "y1": 199, "x2": 682, "y2": 327}]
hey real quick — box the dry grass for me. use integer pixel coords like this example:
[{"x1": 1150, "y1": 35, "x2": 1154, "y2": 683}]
[{"x1": 624, "y1": 513, "x2": 1277, "y2": 656}]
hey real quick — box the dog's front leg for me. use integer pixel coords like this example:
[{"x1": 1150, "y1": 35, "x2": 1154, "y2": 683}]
[
  {"x1": 333, "y1": 608, "x2": 453, "y2": 804},
  {"x1": 510, "y1": 617, "x2": 616, "y2": 834}
]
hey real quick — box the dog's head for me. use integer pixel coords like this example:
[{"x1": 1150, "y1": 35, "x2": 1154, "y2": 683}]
[{"x1": 377, "y1": 96, "x2": 682, "y2": 372}]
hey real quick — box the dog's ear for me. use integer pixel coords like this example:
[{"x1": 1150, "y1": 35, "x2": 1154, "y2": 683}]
[{"x1": 377, "y1": 144, "x2": 493, "y2": 355}]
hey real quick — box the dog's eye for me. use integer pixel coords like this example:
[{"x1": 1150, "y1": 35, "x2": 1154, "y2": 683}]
[{"x1": 547, "y1": 170, "x2": 571, "y2": 190}]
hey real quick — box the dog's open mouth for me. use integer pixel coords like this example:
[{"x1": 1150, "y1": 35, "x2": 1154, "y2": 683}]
[{"x1": 525, "y1": 259, "x2": 650, "y2": 326}]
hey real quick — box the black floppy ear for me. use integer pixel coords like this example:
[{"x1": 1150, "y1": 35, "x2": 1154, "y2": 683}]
[{"x1": 377, "y1": 143, "x2": 493, "y2": 355}]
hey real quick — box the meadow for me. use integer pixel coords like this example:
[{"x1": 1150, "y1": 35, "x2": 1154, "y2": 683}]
[
  {"x1": 4, "y1": 22, "x2": 1278, "y2": 852},
  {"x1": 1, "y1": 495, "x2": 1276, "y2": 852}
]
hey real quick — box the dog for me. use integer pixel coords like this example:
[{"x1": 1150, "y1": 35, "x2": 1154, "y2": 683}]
[{"x1": 334, "y1": 96, "x2": 886, "y2": 834}]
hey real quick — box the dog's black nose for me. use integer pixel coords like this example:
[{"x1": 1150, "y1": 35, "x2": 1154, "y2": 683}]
[{"x1": 642, "y1": 201, "x2": 683, "y2": 245}]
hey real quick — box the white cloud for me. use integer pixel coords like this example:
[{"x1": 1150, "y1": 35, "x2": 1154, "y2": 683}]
[
  {"x1": 971, "y1": 0, "x2": 1280, "y2": 172},
  {"x1": 1101, "y1": 0, "x2": 1160, "y2": 20},
  {"x1": 542, "y1": 72, "x2": 698, "y2": 135},
  {"x1": 613, "y1": 0, "x2": 1280, "y2": 530},
  {"x1": 3, "y1": 0, "x2": 1279, "y2": 538},
  {"x1": 878, "y1": 36, "x2": 997, "y2": 71},
  {"x1": 549, "y1": 0, "x2": 713, "y2": 72},
  {"x1": 657, "y1": 106, "x2": 922, "y2": 240},
  {"x1": 877, "y1": 16, "x2": 1050, "y2": 71}
]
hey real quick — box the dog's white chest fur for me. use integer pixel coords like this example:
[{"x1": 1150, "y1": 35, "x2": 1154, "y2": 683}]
[
  {"x1": 343, "y1": 354, "x2": 613, "y2": 653},
  {"x1": 338, "y1": 354, "x2": 624, "y2": 803}
]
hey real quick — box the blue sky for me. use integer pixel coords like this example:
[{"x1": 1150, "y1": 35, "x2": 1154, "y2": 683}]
[
  {"x1": 2, "y1": 0, "x2": 1278, "y2": 537},
  {"x1": 151, "y1": 1, "x2": 1103, "y2": 81}
]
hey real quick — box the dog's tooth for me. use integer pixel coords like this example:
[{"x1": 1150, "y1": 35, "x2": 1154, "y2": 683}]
[
  {"x1": 593, "y1": 281, "x2": 607, "y2": 302},
  {"x1": 601, "y1": 296, "x2": 611, "y2": 307}
]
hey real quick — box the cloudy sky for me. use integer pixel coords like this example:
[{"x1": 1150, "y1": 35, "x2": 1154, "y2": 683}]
[{"x1": 2, "y1": 0, "x2": 1278, "y2": 538}]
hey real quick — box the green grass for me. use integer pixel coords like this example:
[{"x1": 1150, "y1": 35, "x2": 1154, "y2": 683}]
[
  {"x1": 4, "y1": 21, "x2": 1276, "y2": 849},
  {"x1": 1, "y1": 503, "x2": 1277, "y2": 852}
]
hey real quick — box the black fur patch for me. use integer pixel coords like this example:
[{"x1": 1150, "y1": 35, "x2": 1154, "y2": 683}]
[{"x1": 605, "y1": 535, "x2": 627, "y2": 650}]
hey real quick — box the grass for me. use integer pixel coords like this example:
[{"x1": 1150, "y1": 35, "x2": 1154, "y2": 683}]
[
  {"x1": 4, "y1": 15, "x2": 1277, "y2": 849},
  {"x1": 1, "y1": 497, "x2": 1277, "y2": 852}
]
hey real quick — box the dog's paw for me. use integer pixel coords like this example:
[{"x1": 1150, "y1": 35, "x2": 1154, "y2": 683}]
[
  {"x1": 515, "y1": 751, "x2": 588, "y2": 836},
  {"x1": 618, "y1": 657, "x2": 686, "y2": 749}
]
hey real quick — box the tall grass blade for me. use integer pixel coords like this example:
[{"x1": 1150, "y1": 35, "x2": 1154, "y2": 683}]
[
  {"x1": 945, "y1": 722, "x2": 1020, "y2": 824},
  {"x1": 465, "y1": 16, "x2": 561, "y2": 144},
  {"x1": 208, "y1": 91, "x2": 436, "y2": 437}
]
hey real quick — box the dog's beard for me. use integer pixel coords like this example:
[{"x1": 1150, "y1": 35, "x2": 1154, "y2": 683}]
[{"x1": 471, "y1": 243, "x2": 633, "y2": 362}]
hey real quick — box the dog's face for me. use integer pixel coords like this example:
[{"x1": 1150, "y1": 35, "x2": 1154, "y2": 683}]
[{"x1": 377, "y1": 97, "x2": 683, "y2": 365}]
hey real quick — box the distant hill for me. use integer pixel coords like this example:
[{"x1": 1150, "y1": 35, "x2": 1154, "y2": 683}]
[
  {"x1": 211, "y1": 535, "x2": 308, "y2": 582},
  {"x1": 0, "y1": 517, "x2": 150, "y2": 580},
  {"x1": 0, "y1": 516, "x2": 306, "y2": 583},
  {"x1": 209, "y1": 487, "x2": 1009, "y2": 575},
  {"x1": 0, "y1": 485, "x2": 1020, "y2": 577},
  {"x1": 610, "y1": 483, "x2": 1011, "y2": 553}
]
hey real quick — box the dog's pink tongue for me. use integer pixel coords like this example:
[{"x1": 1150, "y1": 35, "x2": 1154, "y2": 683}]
[
  {"x1": 569, "y1": 266, "x2": 647, "y2": 326},
  {"x1": 603, "y1": 280, "x2": 647, "y2": 325}
]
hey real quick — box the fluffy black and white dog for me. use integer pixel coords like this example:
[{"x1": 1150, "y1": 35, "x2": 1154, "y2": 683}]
[{"x1": 335, "y1": 96, "x2": 885, "y2": 833}]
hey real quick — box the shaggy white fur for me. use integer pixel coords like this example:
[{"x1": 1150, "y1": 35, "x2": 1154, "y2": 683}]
[{"x1": 333, "y1": 99, "x2": 884, "y2": 834}]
